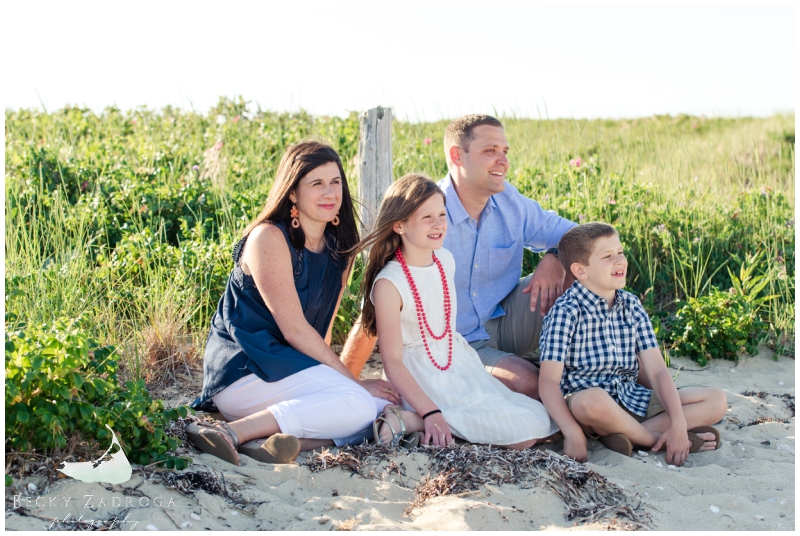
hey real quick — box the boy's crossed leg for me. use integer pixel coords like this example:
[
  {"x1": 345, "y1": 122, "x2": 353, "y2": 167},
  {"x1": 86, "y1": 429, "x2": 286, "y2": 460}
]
[{"x1": 568, "y1": 387, "x2": 726, "y2": 455}]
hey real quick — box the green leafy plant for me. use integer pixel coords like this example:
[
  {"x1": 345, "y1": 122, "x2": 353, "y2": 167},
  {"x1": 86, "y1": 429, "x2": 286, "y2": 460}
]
[
  {"x1": 668, "y1": 253, "x2": 777, "y2": 366},
  {"x1": 5, "y1": 317, "x2": 191, "y2": 470}
]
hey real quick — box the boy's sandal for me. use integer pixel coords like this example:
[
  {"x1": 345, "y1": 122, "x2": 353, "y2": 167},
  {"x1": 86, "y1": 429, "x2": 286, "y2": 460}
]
[
  {"x1": 599, "y1": 433, "x2": 633, "y2": 457},
  {"x1": 185, "y1": 421, "x2": 241, "y2": 466},
  {"x1": 650, "y1": 426, "x2": 721, "y2": 454},
  {"x1": 239, "y1": 434, "x2": 301, "y2": 464},
  {"x1": 688, "y1": 426, "x2": 721, "y2": 450}
]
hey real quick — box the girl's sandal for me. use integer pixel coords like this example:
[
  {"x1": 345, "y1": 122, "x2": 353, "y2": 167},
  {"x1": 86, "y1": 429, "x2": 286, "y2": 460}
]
[
  {"x1": 373, "y1": 407, "x2": 420, "y2": 449},
  {"x1": 185, "y1": 420, "x2": 241, "y2": 466}
]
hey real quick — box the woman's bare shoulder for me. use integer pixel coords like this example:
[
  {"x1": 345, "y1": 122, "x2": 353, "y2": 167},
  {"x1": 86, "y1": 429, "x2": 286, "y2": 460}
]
[
  {"x1": 246, "y1": 222, "x2": 288, "y2": 249},
  {"x1": 241, "y1": 222, "x2": 290, "y2": 271}
]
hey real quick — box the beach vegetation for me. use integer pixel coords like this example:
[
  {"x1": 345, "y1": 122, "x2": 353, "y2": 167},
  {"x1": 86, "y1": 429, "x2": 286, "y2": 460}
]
[
  {"x1": 4, "y1": 98, "x2": 794, "y2": 461},
  {"x1": 5, "y1": 316, "x2": 190, "y2": 468}
]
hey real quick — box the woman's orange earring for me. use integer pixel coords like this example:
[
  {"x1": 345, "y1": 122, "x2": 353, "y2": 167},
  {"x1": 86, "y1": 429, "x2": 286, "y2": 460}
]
[
  {"x1": 290, "y1": 204, "x2": 300, "y2": 229},
  {"x1": 331, "y1": 211, "x2": 340, "y2": 226}
]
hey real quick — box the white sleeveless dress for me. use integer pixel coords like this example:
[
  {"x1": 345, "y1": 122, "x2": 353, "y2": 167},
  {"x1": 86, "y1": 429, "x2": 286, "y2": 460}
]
[{"x1": 371, "y1": 247, "x2": 559, "y2": 445}]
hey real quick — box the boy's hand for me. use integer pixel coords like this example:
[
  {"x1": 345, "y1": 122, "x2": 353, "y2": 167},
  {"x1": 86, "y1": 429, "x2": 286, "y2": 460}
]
[
  {"x1": 652, "y1": 424, "x2": 691, "y2": 466},
  {"x1": 563, "y1": 432, "x2": 588, "y2": 463}
]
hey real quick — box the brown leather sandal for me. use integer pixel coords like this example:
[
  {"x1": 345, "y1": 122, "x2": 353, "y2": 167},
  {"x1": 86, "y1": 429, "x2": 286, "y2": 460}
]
[
  {"x1": 239, "y1": 434, "x2": 301, "y2": 464},
  {"x1": 599, "y1": 433, "x2": 633, "y2": 457},
  {"x1": 185, "y1": 421, "x2": 240, "y2": 466},
  {"x1": 688, "y1": 426, "x2": 721, "y2": 451}
]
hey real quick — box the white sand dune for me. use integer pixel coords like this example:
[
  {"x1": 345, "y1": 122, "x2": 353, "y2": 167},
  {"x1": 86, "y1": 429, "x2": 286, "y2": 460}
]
[{"x1": 5, "y1": 348, "x2": 794, "y2": 531}]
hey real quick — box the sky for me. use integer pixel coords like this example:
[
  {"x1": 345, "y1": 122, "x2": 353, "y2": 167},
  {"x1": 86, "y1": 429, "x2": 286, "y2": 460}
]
[{"x1": 3, "y1": 2, "x2": 795, "y2": 122}]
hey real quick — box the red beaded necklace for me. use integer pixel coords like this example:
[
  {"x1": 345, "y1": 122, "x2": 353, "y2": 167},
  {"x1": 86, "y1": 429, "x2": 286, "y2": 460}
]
[{"x1": 395, "y1": 247, "x2": 453, "y2": 371}]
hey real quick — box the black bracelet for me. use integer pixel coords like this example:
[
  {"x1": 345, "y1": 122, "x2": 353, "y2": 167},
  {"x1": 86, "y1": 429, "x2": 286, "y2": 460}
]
[
  {"x1": 422, "y1": 409, "x2": 442, "y2": 420},
  {"x1": 544, "y1": 247, "x2": 559, "y2": 258}
]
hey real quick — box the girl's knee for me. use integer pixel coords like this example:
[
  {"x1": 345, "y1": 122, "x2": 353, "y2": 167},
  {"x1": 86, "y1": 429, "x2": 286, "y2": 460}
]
[{"x1": 505, "y1": 439, "x2": 538, "y2": 450}]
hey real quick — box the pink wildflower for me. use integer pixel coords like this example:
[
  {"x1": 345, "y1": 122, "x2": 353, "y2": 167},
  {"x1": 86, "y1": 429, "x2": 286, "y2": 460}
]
[
  {"x1": 569, "y1": 157, "x2": 582, "y2": 168},
  {"x1": 214, "y1": 141, "x2": 224, "y2": 150},
  {"x1": 578, "y1": 214, "x2": 586, "y2": 221},
  {"x1": 423, "y1": 138, "x2": 432, "y2": 146},
  {"x1": 608, "y1": 199, "x2": 616, "y2": 205},
  {"x1": 233, "y1": 116, "x2": 240, "y2": 123}
]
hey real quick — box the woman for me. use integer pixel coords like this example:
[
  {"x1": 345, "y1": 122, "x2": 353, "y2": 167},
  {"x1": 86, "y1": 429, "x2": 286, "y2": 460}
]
[{"x1": 188, "y1": 141, "x2": 398, "y2": 466}]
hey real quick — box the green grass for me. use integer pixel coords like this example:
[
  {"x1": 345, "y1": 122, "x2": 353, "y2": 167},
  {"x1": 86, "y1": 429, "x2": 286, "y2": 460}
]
[{"x1": 5, "y1": 98, "x2": 795, "y2": 381}]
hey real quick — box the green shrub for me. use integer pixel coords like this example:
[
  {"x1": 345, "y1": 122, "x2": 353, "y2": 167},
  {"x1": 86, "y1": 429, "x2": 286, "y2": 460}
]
[
  {"x1": 667, "y1": 254, "x2": 777, "y2": 366},
  {"x1": 5, "y1": 317, "x2": 190, "y2": 469},
  {"x1": 669, "y1": 290, "x2": 765, "y2": 366}
]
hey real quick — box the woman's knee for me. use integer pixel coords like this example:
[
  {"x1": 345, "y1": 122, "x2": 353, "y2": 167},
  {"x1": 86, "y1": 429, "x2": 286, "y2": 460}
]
[{"x1": 337, "y1": 385, "x2": 378, "y2": 429}]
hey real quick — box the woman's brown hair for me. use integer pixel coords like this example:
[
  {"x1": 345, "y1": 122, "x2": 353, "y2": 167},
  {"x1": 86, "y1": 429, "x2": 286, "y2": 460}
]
[
  {"x1": 242, "y1": 140, "x2": 359, "y2": 257},
  {"x1": 353, "y1": 173, "x2": 445, "y2": 337}
]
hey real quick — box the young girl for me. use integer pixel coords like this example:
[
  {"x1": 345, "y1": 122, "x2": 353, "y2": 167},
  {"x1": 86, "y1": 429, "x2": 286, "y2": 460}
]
[{"x1": 357, "y1": 174, "x2": 558, "y2": 449}]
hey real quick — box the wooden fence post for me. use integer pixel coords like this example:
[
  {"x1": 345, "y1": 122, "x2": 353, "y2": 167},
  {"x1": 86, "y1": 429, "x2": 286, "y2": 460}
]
[{"x1": 357, "y1": 107, "x2": 393, "y2": 234}]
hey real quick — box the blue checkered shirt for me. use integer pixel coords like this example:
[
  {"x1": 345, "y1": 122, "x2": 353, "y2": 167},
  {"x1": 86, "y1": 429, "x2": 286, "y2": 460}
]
[{"x1": 539, "y1": 282, "x2": 659, "y2": 417}]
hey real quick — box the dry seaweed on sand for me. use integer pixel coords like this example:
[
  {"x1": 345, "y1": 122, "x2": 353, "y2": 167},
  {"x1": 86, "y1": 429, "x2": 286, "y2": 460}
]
[
  {"x1": 134, "y1": 465, "x2": 243, "y2": 501},
  {"x1": 304, "y1": 443, "x2": 651, "y2": 528},
  {"x1": 739, "y1": 390, "x2": 795, "y2": 426},
  {"x1": 304, "y1": 441, "x2": 408, "y2": 476}
]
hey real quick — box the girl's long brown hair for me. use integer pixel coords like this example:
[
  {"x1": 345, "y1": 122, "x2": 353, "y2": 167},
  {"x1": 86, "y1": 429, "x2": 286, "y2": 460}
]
[
  {"x1": 353, "y1": 173, "x2": 445, "y2": 337},
  {"x1": 242, "y1": 140, "x2": 359, "y2": 257}
]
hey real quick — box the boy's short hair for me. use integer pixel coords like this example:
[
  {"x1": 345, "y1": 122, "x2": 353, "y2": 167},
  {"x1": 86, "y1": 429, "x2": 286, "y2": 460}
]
[
  {"x1": 444, "y1": 114, "x2": 504, "y2": 165},
  {"x1": 557, "y1": 222, "x2": 618, "y2": 271}
]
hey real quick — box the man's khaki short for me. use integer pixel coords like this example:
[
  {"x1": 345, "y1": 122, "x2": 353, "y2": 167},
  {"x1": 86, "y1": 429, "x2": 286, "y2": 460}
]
[
  {"x1": 564, "y1": 389, "x2": 666, "y2": 439},
  {"x1": 467, "y1": 274, "x2": 543, "y2": 374}
]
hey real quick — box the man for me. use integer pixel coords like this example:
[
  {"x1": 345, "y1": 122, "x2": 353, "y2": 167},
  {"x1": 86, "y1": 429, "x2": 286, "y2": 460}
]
[{"x1": 341, "y1": 114, "x2": 576, "y2": 400}]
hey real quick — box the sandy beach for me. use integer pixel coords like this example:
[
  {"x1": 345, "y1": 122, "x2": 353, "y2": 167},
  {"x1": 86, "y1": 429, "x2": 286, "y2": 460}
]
[{"x1": 5, "y1": 347, "x2": 794, "y2": 531}]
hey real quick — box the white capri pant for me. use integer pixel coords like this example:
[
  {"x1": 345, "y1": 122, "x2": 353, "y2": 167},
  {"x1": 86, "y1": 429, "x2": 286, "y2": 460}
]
[{"x1": 212, "y1": 365, "x2": 390, "y2": 443}]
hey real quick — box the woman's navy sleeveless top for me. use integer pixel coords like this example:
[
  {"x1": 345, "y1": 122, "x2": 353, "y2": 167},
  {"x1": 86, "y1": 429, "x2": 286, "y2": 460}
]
[{"x1": 192, "y1": 221, "x2": 346, "y2": 412}]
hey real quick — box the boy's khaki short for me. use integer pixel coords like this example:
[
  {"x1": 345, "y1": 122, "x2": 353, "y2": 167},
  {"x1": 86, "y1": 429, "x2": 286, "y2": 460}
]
[{"x1": 564, "y1": 390, "x2": 666, "y2": 439}]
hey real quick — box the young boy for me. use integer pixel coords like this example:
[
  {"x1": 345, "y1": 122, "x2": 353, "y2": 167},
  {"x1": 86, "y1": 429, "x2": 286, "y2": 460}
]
[{"x1": 538, "y1": 223, "x2": 727, "y2": 466}]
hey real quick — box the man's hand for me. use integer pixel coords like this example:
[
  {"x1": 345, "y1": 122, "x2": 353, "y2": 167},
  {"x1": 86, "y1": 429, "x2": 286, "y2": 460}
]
[
  {"x1": 356, "y1": 379, "x2": 401, "y2": 405},
  {"x1": 651, "y1": 423, "x2": 691, "y2": 466},
  {"x1": 563, "y1": 431, "x2": 588, "y2": 463},
  {"x1": 522, "y1": 253, "x2": 567, "y2": 315}
]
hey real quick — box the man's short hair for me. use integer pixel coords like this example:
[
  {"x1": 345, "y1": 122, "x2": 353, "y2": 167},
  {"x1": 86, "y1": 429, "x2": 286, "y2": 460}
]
[
  {"x1": 444, "y1": 114, "x2": 504, "y2": 165},
  {"x1": 557, "y1": 222, "x2": 618, "y2": 272}
]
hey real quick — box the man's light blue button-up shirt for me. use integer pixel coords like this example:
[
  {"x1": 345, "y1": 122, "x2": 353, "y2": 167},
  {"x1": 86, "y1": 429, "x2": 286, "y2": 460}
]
[{"x1": 438, "y1": 173, "x2": 577, "y2": 342}]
